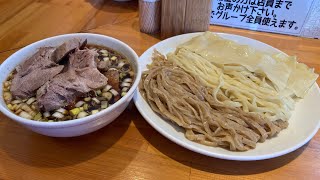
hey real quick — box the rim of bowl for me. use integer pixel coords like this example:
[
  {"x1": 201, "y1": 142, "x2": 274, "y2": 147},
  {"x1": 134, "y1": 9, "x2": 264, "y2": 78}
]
[{"x1": 0, "y1": 33, "x2": 141, "y2": 128}]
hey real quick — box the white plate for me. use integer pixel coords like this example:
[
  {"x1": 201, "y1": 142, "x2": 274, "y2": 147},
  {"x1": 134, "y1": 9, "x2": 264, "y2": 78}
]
[{"x1": 133, "y1": 32, "x2": 320, "y2": 161}]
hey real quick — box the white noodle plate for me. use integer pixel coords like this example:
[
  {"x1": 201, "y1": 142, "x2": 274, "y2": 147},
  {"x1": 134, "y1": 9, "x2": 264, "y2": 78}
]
[{"x1": 134, "y1": 32, "x2": 320, "y2": 161}]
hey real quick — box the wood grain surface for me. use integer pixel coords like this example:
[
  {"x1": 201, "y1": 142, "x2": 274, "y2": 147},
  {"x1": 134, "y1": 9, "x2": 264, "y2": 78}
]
[
  {"x1": 0, "y1": 0, "x2": 320, "y2": 179},
  {"x1": 161, "y1": 0, "x2": 187, "y2": 39},
  {"x1": 184, "y1": 0, "x2": 211, "y2": 33}
]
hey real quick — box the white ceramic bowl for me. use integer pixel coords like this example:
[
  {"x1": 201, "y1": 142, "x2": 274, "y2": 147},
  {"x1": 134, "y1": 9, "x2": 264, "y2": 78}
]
[{"x1": 0, "y1": 33, "x2": 140, "y2": 137}]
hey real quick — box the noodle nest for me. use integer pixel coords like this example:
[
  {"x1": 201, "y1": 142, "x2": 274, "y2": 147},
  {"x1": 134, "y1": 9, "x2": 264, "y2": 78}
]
[{"x1": 140, "y1": 50, "x2": 288, "y2": 151}]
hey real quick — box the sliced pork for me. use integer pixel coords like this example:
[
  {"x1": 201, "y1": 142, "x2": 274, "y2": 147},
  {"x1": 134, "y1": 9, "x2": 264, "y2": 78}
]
[
  {"x1": 37, "y1": 49, "x2": 108, "y2": 111},
  {"x1": 10, "y1": 39, "x2": 86, "y2": 99},
  {"x1": 10, "y1": 47, "x2": 64, "y2": 99},
  {"x1": 52, "y1": 38, "x2": 84, "y2": 63}
]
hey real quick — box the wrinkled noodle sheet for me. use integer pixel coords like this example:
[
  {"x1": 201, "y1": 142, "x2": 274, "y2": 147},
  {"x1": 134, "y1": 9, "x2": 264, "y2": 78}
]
[{"x1": 140, "y1": 51, "x2": 288, "y2": 151}]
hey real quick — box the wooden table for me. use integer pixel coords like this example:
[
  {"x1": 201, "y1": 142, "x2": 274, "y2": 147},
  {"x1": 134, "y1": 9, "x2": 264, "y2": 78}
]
[{"x1": 0, "y1": 1, "x2": 319, "y2": 179}]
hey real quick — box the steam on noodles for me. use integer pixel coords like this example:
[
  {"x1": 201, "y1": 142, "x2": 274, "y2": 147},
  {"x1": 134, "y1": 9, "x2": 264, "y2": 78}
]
[{"x1": 139, "y1": 32, "x2": 318, "y2": 151}]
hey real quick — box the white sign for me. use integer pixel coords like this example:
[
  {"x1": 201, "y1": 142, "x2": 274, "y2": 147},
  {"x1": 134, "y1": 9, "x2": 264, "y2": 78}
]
[{"x1": 210, "y1": 0, "x2": 317, "y2": 37}]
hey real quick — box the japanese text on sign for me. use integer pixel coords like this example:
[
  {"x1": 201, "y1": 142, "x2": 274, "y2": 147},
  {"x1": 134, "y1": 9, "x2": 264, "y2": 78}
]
[{"x1": 210, "y1": 0, "x2": 314, "y2": 35}]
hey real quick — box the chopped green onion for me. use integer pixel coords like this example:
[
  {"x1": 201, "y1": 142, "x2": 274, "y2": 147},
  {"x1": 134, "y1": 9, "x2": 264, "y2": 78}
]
[
  {"x1": 56, "y1": 108, "x2": 68, "y2": 115},
  {"x1": 119, "y1": 72, "x2": 127, "y2": 79},
  {"x1": 11, "y1": 99, "x2": 21, "y2": 104},
  {"x1": 111, "y1": 56, "x2": 117, "y2": 61},
  {"x1": 121, "y1": 82, "x2": 131, "y2": 87},
  {"x1": 70, "y1": 108, "x2": 81, "y2": 116},
  {"x1": 52, "y1": 112, "x2": 64, "y2": 119},
  {"x1": 83, "y1": 103, "x2": 89, "y2": 111},
  {"x1": 96, "y1": 90, "x2": 102, "y2": 96},
  {"x1": 102, "y1": 92, "x2": 113, "y2": 100},
  {"x1": 19, "y1": 111, "x2": 32, "y2": 119},
  {"x1": 109, "y1": 89, "x2": 119, "y2": 96},
  {"x1": 123, "y1": 78, "x2": 133, "y2": 83},
  {"x1": 15, "y1": 109, "x2": 22, "y2": 115},
  {"x1": 92, "y1": 97, "x2": 100, "y2": 104},
  {"x1": 118, "y1": 61, "x2": 125, "y2": 68},
  {"x1": 103, "y1": 85, "x2": 112, "y2": 92},
  {"x1": 31, "y1": 104, "x2": 37, "y2": 110},
  {"x1": 122, "y1": 87, "x2": 129, "y2": 92},
  {"x1": 91, "y1": 110, "x2": 99, "y2": 114},
  {"x1": 21, "y1": 104, "x2": 35, "y2": 116},
  {"x1": 33, "y1": 113, "x2": 42, "y2": 120},
  {"x1": 7, "y1": 104, "x2": 13, "y2": 110},
  {"x1": 43, "y1": 111, "x2": 51, "y2": 118},
  {"x1": 99, "y1": 49, "x2": 108, "y2": 54},
  {"x1": 101, "y1": 101, "x2": 108, "y2": 109},
  {"x1": 77, "y1": 112, "x2": 88, "y2": 118},
  {"x1": 75, "y1": 101, "x2": 85, "y2": 107}
]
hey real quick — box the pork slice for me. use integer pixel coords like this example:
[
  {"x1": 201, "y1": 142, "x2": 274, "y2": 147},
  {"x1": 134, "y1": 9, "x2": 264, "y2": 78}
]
[
  {"x1": 53, "y1": 70, "x2": 92, "y2": 96},
  {"x1": 37, "y1": 70, "x2": 92, "y2": 111},
  {"x1": 69, "y1": 48, "x2": 97, "y2": 69},
  {"x1": 37, "y1": 49, "x2": 108, "y2": 111},
  {"x1": 10, "y1": 46, "x2": 64, "y2": 99},
  {"x1": 11, "y1": 66, "x2": 64, "y2": 99},
  {"x1": 11, "y1": 39, "x2": 88, "y2": 100},
  {"x1": 16, "y1": 47, "x2": 57, "y2": 76},
  {"x1": 36, "y1": 82, "x2": 66, "y2": 111},
  {"x1": 53, "y1": 38, "x2": 83, "y2": 63},
  {"x1": 76, "y1": 68, "x2": 107, "y2": 89},
  {"x1": 97, "y1": 61, "x2": 111, "y2": 71},
  {"x1": 11, "y1": 65, "x2": 64, "y2": 98}
]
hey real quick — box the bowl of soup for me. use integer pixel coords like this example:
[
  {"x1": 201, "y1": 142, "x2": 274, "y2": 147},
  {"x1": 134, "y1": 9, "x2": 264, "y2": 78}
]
[{"x1": 0, "y1": 33, "x2": 140, "y2": 137}]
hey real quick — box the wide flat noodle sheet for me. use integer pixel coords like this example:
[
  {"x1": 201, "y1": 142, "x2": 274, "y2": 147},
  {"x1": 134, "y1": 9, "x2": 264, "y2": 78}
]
[{"x1": 177, "y1": 32, "x2": 318, "y2": 98}]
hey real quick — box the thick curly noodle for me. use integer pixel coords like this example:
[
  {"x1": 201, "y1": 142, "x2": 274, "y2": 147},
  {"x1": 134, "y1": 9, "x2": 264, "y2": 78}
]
[{"x1": 140, "y1": 50, "x2": 288, "y2": 151}]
